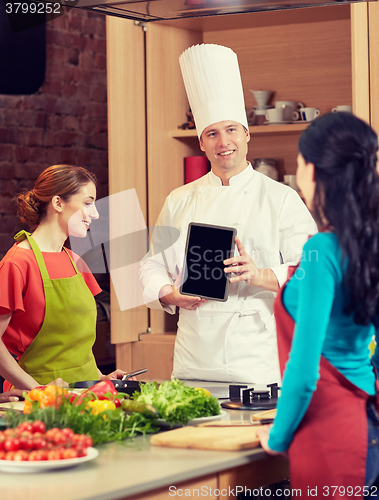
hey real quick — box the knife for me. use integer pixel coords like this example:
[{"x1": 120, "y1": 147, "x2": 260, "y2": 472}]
[
  {"x1": 198, "y1": 418, "x2": 274, "y2": 427},
  {"x1": 122, "y1": 368, "x2": 148, "y2": 380}
]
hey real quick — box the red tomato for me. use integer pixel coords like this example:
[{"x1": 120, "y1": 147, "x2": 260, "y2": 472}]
[
  {"x1": 28, "y1": 450, "x2": 44, "y2": 461},
  {"x1": 32, "y1": 437, "x2": 47, "y2": 450},
  {"x1": 114, "y1": 399, "x2": 121, "y2": 408},
  {"x1": 17, "y1": 422, "x2": 33, "y2": 433},
  {"x1": 13, "y1": 450, "x2": 29, "y2": 461},
  {"x1": 52, "y1": 432, "x2": 67, "y2": 446},
  {"x1": 76, "y1": 447, "x2": 87, "y2": 457},
  {"x1": 39, "y1": 449, "x2": 49, "y2": 460},
  {"x1": 0, "y1": 451, "x2": 5, "y2": 460},
  {"x1": 35, "y1": 438, "x2": 45, "y2": 448},
  {"x1": 61, "y1": 428, "x2": 74, "y2": 439},
  {"x1": 3, "y1": 429, "x2": 16, "y2": 437},
  {"x1": 83, "y1": 436, "x2": 93, "y2": 448},
  {"x1": 62, "y1": 448, "x2": 78, "y2": 459},
  {"x1": 4, "y1": 437, "x2": 21, "y2": 452},
  {"x1": 5, "y1": 451, "x2": 16, "y2": 460},
  {"x1": 31, "y1": 421, "x2": 46, "y2": 434},
  {"x1": 45, "y1": 428, "x2": 60, "y2": 441},
  {"x1": 47, "y1": 449, "x2": 61, "y2": 460},
  {"x1": 0, "y1": 434, "x2": 5, "y2": 451},
  {"x1": 19, "y1": 435, "x2": 34, "y2": 451}
]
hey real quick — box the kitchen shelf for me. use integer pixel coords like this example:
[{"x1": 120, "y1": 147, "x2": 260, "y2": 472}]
[{"x1": 172, "y1": 122, "x2": 309, "y2": 138}]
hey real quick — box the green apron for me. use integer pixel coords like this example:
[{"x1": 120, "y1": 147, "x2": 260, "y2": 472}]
[{"x1": 15, "y1": 231, "x2": 99, "y2": 385}]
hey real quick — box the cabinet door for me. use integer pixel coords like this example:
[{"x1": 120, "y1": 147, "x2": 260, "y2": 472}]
[
  {"x1": 107, "y1": 18, "x2": 149, "y2": 345},
  {"x1": 146, "y1": 23, "x2": 202, "y2": 333}
]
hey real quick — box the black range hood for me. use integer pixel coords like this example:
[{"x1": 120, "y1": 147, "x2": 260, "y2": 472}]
[{"x1": 73, "y1": 0, "x2": 369, "y2": 22}]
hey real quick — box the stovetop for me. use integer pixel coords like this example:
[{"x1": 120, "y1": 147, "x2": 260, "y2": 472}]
[{"x1": 221, "y1": 383, "x2": 281, "y2": 411}]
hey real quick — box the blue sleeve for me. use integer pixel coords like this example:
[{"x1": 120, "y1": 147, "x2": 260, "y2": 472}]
[
  {"x1": 372, "y1": 325, "x2": 379, "y2": 371},
  {"x1": 268, "y1": 236, "x2": 338, "y2": 452}
]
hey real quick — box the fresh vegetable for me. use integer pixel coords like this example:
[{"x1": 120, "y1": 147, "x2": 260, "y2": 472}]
[
  {"x1": 120, "y1": 399, "x2": 159, "y2": 417},
  {"x1": 87, "y1": 400, "x2": 116, "y2": 416},
  {"x1": 0, "y1": 420, "x2": 92, "y2": 461},
  {"x1": 23, "y1": 386, "x2": 68, "y2": 414},
  {"x1": 132, "y1": 379, "x2": 221, "y2": 425},
  {"x1": 5, "y1": 390, "x2": 158, "y2": 445},
  {"x1": 81, "y1": 380, "x2": 118, "y2": 400}
]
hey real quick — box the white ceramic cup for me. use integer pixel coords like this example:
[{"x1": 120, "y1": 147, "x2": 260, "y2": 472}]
[
  {"x1": 299, "y1": 107, "x2": 320, "y2": 122},
  {"x1": 250, "y1": 90, "x2": 272, "y2": 108},
  {"x1": 284, "y1": 174, "x2": 298, "y2": 191},
  {"x1": 248, "y1": 107, "x2": 270, "y2": 126},
  {"x1": 266, "y1": 107, "x2": 285, "y2": 123},
  {"x1": 275, "y1": 101, "x2": 303, "y2": 122},
  {"x1": 332, "y1": 105, "x2": 352, "y2": 113}
]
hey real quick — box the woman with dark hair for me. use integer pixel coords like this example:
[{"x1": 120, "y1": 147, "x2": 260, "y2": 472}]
[
  {"x1": 258, "y1": 112, "x2": 379, "y2": 494},
  {"x1": 0, "y1": 164, "x2": 128, "y2": 391}
]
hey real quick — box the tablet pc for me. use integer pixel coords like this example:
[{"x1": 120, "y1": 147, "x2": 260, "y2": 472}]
[{"x1": 180, "y1": 222, "x2": 237, "y2": 302}]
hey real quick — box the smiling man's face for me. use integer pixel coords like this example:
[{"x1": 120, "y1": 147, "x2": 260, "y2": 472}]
[{"x1": 199, "y1": 121, "x2": 250, "y2": 182}]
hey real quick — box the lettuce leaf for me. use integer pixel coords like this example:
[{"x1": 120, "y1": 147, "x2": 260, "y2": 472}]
[{"x1": 133, "y1": 379, "x2": 221, "y2": 424}]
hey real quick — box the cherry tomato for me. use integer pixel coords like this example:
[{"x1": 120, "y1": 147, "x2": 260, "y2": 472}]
[
  {"x1": 13, "y1": 450, "x2": 29, "y2": 461},
  {"x1": 50, "y1": 431, "x2": 66, "y2": 446},
  {"x1": 28, "y1": 450, "x2": 44, "y2": 461},
  {"x1": 19, "y1": 435, "x2": 34, "y2": 451},
  {"x1": 0, "y1": 434, "x2": 5, "y2": 451},
  {"x1": 3, "y1": 429, "x2": 16, "y2": 437},
  {"x1": 76, "y1": 447, "x2": 87, "y2": 457},
  {"x1": 0, "y1": 451, "x2": 6, "y2": 460},
  {"x1": 114, "y1": 399, "x2": 121, "y2": 408},
  {"x1": 5, "y1": 451, "x2": 16, "y2": 460},
  {"x1": 4, "y1": 437, "x2": 21, "y2": 452},
  {"x1": 62, "y1": 448, "x2": 78, "y2": 459},
  {"x1": 17, "y1": 422, "x2": 33, "y2": 433},
  {"x1": 61, "y1": 428, "x2": 74, "y2": 439},
  {"x1": 45, "y1": 428, "x2": 60, "y2": 441},
  {"x1": 47, "y1": 449, "x2": 61, "y2": 460},
  {"x1": 32, "y1": 436, "x2": 47, "y2": 450},
  {"x1": 31, "y1": 421, "x2": 46, "y2": 434}
]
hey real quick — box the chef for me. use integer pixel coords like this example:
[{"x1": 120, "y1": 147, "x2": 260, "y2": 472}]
[{"x1": 140, "y1": 44, "x2": 317, "y2": 384}]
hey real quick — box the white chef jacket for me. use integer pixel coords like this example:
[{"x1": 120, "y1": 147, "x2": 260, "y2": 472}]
[{"x1": 140, "y1": 164, "x2": 317, "y2": 384}]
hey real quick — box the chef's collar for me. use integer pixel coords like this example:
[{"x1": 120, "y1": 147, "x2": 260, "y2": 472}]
[{"x1": 208, "y1": 162, "x2": 254, "y2": 187}]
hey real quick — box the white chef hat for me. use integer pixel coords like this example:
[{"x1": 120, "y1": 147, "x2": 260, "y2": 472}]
[{"x1": 179, "y1": 43, "x2": 248, "y2": 138}]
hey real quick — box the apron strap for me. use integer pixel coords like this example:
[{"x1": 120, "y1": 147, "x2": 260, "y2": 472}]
[{"x1": 15, "y1": 230, "x2": 79, "y2": 283}]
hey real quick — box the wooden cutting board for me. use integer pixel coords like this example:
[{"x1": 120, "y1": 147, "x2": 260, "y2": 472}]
[
  {"x1": 150, "y1": 425, "x2": 265, "y2": 451},
  {"x1": 0, "y1": 401, "x2": 25, "y2": 412},
  {"x1": 252, "y1": 409, "x2": 277, "y2": 422}
]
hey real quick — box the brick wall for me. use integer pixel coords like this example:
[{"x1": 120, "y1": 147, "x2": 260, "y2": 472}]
[{"x1": 0, "y1": 9, "x2": 108, "y2": 261}]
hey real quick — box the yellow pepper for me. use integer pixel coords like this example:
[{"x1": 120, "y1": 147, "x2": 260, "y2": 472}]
[{"x1": 86, "y1": 399, "x2": 116, "y2": 416}]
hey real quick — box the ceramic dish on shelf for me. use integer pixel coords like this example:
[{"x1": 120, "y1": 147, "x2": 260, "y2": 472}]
[
  {"x1": 0, "y1": 447, "x2": 99, "y2": 474},
  {"x1": 156, "y1": 410, "x2": 227, "y2": 429},
  {"x1": 263, "y1": 121, "x2": 294, "y2": 125}
]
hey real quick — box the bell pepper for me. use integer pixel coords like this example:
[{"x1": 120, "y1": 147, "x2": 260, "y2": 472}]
[
  {"x1": 82, "y1": 380, "x2": 118, "y2": 401},
  {"x1": 86, "y1": 399, "x2": 116, "y2": 415},
  {"x1": 23, "y1": 385, "x2": 68, "y2": 414}
]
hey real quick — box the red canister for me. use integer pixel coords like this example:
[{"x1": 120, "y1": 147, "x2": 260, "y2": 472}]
[{"x1": 184, "y1": 156, "x2": 210, "y2": 184}]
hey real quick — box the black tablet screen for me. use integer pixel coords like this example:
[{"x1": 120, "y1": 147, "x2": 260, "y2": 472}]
[{"x1": 181, "y1": 223, "x2": 236, "y2": 301}]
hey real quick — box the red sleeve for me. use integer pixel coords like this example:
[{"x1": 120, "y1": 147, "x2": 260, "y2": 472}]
[
  {"x1": 0, "y1": 260, "x2": 26, "y2": 315},
  {"x1": 67, "y1": 250, "x2": 102, "y2": 297}
]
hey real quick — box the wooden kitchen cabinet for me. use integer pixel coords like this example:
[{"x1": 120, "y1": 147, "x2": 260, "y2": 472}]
[{"x1": 106, "y1": 3, "x2": 378, "y2": 376}]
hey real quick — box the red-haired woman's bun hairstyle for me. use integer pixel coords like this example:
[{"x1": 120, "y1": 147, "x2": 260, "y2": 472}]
[{"x1": 17, "y1": 165, "x2": 97, "y2": 227}]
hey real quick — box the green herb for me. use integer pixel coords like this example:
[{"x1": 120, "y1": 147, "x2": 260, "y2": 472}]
[
  {"x1": 4, "y1": 395, "x2": 159, "y2": 445},
  {"x1": 133, "y1": 379, "x2": 220, "y2": 425}
]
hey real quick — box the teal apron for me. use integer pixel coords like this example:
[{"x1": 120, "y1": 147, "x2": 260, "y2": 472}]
[{"x1": 12, "y1": 231, "x2": 99, "y2": 385}]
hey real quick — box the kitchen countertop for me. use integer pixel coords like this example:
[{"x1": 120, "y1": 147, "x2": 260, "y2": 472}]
[{"x1": 0, "y1": 380, "x2": 283, "y2": 500}]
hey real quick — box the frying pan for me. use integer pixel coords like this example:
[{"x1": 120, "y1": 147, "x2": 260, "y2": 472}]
[{"x1": 71, "y1": 379, "x2": 142, "y2": 396}]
